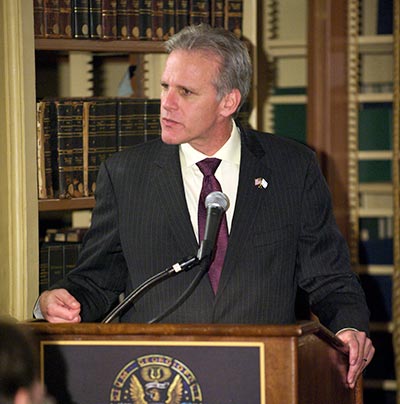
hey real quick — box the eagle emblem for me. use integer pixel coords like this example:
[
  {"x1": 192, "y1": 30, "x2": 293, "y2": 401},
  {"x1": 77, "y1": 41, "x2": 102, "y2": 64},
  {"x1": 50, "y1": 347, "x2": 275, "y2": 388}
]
[
  {"x1": 110, "y1": 354, "x2": 202, "y2": 404},
  {"x1": 129, "y1": 373, "x2": 183, "y2": 404}
]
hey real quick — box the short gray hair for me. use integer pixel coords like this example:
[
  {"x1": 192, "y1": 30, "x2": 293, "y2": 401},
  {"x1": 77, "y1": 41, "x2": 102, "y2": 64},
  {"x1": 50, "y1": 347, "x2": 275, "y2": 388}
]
[{"x1": 165, "y1": 24, "x2": 252, "y2": 112}]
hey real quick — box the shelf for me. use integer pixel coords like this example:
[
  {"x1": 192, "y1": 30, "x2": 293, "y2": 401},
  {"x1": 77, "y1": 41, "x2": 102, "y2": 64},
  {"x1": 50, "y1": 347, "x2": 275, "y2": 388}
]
[
  {"x1": 369, "y1": 321, "x2": 394, "y2": 333},
  {"x1": 357, "y1": 265, "x2": 393, "y2": 276},
  {"x1": 35, "y1": 38, "x2": 166, "y2": 53},
  {"x1": 359, "y1": 182, "x2": 393, "y2": 193},
  {"x1": 364, "y1": 380, "x2": 397, "y2": 391},
  {"x1": 358, "y1": 35, "x2": 393, "y2": 53},
  {"x1": 38, "y1": 198, "x2": 95, "y2": 212},
  {"x1": 269, "y1": 95, "x2": 307, "y2": 104},
  {"x1": 265, "y1": 39, "x2": 307, "y2": 57},
  {"x1": 358, "y1": 93, "x2": 393, "y2": 103},
  {"x1": 357, "y1": 150, "x2": 393, "y2": 160},
  {"x1": 358, "y1": 207, "x2": 393, "y2": 217}
]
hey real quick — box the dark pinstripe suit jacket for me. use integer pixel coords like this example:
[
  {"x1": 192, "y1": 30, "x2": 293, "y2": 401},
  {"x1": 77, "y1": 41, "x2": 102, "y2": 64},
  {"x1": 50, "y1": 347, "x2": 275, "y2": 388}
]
[{"x1": 58, "y1": 126, "x2": 370, "y2": 333}]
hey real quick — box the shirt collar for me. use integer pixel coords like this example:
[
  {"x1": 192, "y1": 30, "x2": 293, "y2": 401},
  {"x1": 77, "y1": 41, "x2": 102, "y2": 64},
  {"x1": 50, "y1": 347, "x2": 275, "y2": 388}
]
[{"x1": 180, "y1": 121, "x2": 241, "y2": 168}]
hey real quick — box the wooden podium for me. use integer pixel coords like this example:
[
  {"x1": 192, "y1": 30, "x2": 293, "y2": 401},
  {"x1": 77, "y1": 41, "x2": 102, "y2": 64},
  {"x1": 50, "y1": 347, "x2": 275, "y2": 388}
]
[{"x1": 27, "y1": 320, "x2": 362, "y2": 404}]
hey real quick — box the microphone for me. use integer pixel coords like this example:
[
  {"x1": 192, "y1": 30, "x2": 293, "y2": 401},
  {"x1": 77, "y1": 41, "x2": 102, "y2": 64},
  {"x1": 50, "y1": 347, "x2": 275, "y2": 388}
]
[{"x1": 197, "y1": 191, "x2": 230, "y2": 262}]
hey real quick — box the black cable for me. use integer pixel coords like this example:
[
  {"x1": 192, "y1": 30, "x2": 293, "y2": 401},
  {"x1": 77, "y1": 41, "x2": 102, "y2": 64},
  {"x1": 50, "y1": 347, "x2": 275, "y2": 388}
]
[
  {"x1": 101, "y1": 255, "x2": 199, "y2": 324},
  {"x1": 147, "y1": 261, "x2": 209, "y2": 324}
]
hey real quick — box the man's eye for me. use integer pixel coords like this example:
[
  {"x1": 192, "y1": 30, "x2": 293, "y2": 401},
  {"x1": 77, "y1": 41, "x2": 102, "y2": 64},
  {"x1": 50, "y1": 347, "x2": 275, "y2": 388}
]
[
  {"x1": 181, "y1": 88, "x2": 192, "y2": 96},
  {"x1": 161, "y1": 83, "x2": 168, "y2": 90}
]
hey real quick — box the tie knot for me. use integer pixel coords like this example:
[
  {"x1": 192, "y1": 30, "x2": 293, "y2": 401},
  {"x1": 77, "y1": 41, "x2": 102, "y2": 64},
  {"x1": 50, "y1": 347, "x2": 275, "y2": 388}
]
[{"x1": 196, "y1": 158, "x2": 221, "y2": 177}]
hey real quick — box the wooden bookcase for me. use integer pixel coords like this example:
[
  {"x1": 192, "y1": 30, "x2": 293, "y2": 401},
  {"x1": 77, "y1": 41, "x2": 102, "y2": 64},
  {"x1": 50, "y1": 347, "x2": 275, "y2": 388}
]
[
  {"x1": 308, "y1": 1, "x2": 398, "y2": 403},
  {"x1": 346, "y1": 1, "x2": 397, "y2": 403}
]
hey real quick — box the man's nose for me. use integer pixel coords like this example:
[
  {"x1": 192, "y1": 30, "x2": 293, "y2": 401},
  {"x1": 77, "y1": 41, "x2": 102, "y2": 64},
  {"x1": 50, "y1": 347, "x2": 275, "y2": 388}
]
[{"x1": 162, "y1": 89, "x2": 178, "y2": 110}]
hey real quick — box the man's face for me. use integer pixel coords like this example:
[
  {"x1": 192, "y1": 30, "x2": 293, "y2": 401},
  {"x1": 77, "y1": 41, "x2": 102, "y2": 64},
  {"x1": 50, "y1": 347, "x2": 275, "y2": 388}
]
[{"x1": 160, "y1": 49, "x2": 230, "y2": 154}]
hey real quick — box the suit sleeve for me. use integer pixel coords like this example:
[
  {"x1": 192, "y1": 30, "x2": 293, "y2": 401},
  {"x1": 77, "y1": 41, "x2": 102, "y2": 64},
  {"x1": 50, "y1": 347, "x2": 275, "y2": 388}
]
[
  {"x1": 51, "y1": 162, "x2": 129, "y2": 322},
  {"x1": 296, "y1": 154, "x2": 370, "y2": 334}
]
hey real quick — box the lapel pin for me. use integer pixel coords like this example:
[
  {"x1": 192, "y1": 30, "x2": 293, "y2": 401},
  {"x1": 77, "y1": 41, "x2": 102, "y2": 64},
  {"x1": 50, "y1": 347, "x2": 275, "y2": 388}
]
[{"x1": 255, "y1": 177, "x2": 268, "y2": 189}]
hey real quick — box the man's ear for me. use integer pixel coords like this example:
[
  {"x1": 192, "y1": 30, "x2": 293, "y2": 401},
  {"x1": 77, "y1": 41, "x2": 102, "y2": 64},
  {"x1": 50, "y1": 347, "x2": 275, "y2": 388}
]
[{"x1": 219, "y1": 88, "x2": 242, "y2": 117}]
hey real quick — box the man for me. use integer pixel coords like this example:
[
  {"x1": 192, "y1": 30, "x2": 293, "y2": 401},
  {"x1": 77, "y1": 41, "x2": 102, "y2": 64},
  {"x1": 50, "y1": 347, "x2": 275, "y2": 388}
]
[
  {"x1": 0, "y1": 319, "x2": 46, "y2": 404},
  {"x1": 37, "y1": 24, "x2": 374, "y2": 388}
]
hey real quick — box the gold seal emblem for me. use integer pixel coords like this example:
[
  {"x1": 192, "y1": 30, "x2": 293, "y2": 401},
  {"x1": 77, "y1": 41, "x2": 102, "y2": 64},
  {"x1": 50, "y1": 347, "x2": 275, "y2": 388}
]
[{"x1": 110, "y1": 354, "x2": 203, "y2": 404}]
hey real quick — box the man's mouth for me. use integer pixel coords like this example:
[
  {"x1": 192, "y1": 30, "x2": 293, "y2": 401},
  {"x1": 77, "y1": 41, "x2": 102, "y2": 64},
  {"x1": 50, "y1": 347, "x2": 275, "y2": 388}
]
[{"x1": 162, "y1": 117, "x2": 180, "y2": 127}]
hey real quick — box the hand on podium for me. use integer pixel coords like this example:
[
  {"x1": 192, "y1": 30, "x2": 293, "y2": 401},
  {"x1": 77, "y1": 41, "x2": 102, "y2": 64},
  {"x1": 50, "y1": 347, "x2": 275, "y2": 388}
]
[
  {"x1": 336, "y1": 329, "x2": 375, "y2": 389},
  {"x1": 39, "y1": 289, "x2": 81, "y2": 323}
]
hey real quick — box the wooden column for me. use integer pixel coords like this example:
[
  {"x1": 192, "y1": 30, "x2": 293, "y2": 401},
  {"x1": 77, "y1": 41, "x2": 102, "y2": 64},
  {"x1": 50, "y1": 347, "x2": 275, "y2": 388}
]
[{"x1": 307, "y1": 0, "x2": 349, "y2": 242}]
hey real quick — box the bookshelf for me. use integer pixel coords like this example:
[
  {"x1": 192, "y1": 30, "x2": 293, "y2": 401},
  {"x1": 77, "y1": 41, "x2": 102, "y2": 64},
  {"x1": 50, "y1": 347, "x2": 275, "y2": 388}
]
[
  {"x1": 258, "y1": 0, "x2": 308, "y2": 144},
  {"x1": 346, "y1": 1, "x2": 398, "y2": 403}
]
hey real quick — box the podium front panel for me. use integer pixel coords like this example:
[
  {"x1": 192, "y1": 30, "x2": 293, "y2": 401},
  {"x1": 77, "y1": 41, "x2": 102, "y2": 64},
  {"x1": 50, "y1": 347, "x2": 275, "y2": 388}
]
[{"x1": 41, "y1": 340, "x2": 266, "y2": 404}]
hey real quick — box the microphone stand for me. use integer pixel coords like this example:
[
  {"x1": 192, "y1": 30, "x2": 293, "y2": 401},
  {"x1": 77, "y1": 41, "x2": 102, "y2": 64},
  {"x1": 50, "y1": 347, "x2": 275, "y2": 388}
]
[{"x1": 101, "y1": 255, "x2": 199, "y2": 324}]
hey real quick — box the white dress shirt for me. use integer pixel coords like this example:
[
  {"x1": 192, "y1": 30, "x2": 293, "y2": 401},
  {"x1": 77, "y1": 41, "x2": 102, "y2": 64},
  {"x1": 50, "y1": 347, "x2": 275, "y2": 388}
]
[{"x1": 179, "y1": 122, "x2": 241, "y2": 242}]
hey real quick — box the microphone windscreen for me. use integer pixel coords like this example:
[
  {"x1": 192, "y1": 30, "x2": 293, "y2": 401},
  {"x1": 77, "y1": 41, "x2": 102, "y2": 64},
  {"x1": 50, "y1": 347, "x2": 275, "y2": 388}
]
[{"x1": 205, "y1": 191, "x2": 230, "y2": 212}]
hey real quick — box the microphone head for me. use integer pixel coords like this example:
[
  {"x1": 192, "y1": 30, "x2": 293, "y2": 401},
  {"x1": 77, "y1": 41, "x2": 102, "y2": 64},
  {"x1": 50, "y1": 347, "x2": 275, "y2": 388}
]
[{"x1": 205, "y1": 191, "x2": 230, "y2": 212}]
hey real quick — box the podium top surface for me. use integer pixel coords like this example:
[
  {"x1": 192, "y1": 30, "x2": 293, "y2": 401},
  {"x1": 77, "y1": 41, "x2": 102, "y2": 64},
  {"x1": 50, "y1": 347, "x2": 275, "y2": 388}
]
[
  {"x1": 28, "y1": 320, "x2": 318, "y2": 336},
  {"x1": 25, "y1": 320, "x2": 346, "y2": 352}
]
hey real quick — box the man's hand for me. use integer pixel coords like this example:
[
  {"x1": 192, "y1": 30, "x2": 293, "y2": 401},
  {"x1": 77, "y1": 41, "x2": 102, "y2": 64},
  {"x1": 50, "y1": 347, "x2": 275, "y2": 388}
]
[
  {"x1": 336, "y1": 329, "x2": 375, "y2": 389},
  {"x1": 39, "y1": 289, "x2": 81, "y2": 323}
]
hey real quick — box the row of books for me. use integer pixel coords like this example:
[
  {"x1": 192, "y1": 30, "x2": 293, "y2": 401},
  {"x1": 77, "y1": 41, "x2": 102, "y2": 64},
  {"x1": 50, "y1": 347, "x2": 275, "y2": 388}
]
[
  {"x1": 39, "y1": 241, "x2": 82, "y2": 294},
  {"x1": 37, "y1": 97, "x2": 161, "y2": 200},
  {"x1": 34, "y1": 0, "x2": 243, "y2": 41}
]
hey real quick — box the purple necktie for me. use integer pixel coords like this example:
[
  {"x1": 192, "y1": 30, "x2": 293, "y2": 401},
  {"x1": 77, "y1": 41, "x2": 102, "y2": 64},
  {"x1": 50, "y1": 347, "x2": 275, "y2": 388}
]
[{"x1": 197, "y1": 158, "x2": 229, "y2": 294}]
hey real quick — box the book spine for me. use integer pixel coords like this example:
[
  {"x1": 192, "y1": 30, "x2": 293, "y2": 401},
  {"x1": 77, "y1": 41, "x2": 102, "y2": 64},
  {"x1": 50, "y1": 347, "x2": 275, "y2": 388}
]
[
  {"x1": 48, "y1": 244, "x2": 65, "y2": 287},
  {"x1": 39, "y1": 243, "x2": 50, "y2": 294},
  {"x1": 72, "y1": 0, "x2": 90, "y2": 38},
  {"x1": 86, "y1": 99, "x2": 118, "y2": 195},
  {"x1": 89, "y1": 0, "x2": 102, "y2": 38},
  {"x1": 44, "y1": 0, "x2": 60, "y2": 38},
  {"x1": 125, "y1": 0, "x2": 140, "y2": 39},
  {"x1": 175, "y1": 0, "x2": 189, "y2": 33},
  {"x1": 63, "y1": 243, "x2": 81, "y2": 276},
  {"x1": 139, "y1": 0, "x2": 153, "y2": 40},
  {"x1": 163, "y1": 0, "x2": 176, "y2": 39},
  {"x1": 224, "y1": 0, "x2": 242, "y2": 38},
  {"x1": 211, "y1": 0, "x2": 224, "y2": 28},
  {"x1": 116, "y1": 98, "x2": 146, "y2": 151},
  {"x1": 59, "y1": 0, "x2": 73, "y2": 38},
  {"x1": 34, "y1": 0, "x2": 45, "y2": 38},
  {"x1": 56, "y1": 100, "x2": 85, "y2": 199},
  {"x1": 117, "y1": 0, "x2": 128, "y2": 39},
  {"x1": 151, "y1": 0, "x2": 164, "y2": 40},
  {"x1": 144, "y1": 98, "x2": 161, "y2": 142},
  {"x1": 40, "y1": 100, "x2": 57, "y2": 199},
  {"x1": 101, "y1": 0, "x2": 118, "y2": 39},
  {"x1": 189, "y1": 0, "x2": 210, "y2": 25},
  {"x1": 37, "y1": 102, "x2": 47, "y2": 199},
  {"x1": 82, "y1": 101, "x2": 90, "y2": 197}
]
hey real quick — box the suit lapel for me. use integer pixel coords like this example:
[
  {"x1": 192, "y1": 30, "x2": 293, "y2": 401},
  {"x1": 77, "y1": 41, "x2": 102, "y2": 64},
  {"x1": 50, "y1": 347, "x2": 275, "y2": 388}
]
[
  {"x1": 216, "y1": 129, "x2": 273, "y2": 297},
  {"x1": 152, "y1": 144, "x2": 199, "y2": 258}
]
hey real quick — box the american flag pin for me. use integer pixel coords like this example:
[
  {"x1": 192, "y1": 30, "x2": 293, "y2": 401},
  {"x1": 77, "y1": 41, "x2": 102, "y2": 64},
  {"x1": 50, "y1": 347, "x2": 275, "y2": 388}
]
[{"x1": 255, "y1": 177, "x2": 268, "y2": 189}]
